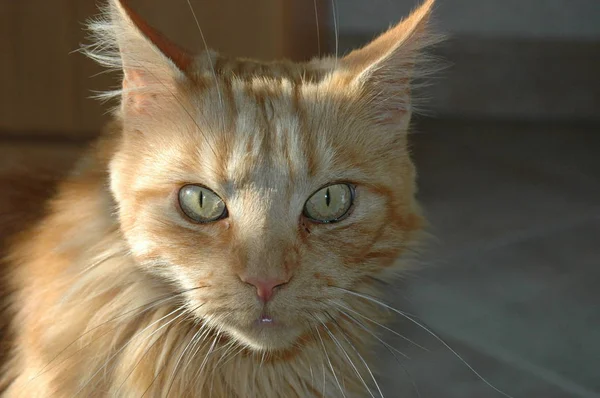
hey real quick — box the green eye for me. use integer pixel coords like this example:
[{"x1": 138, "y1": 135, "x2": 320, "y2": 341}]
[
  {"x1": 178, "y1": 185, "x2": 227, "y2": 223},
  {"x1": 303, "y1": 183, "x2": 354, "y2": 223}
]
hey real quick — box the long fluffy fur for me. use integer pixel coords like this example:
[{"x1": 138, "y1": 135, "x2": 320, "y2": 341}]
[{"x1": 1, "y1": 1, "x2": 439, "y2": 396}]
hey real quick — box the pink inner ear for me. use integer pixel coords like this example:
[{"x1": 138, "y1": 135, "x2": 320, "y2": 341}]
[
  {"x1": 122, "y1": 70, "x2": 159, "y2": 113},
  {"x1": 118, "y1": 0, "x2": 192, "y2": 71}
]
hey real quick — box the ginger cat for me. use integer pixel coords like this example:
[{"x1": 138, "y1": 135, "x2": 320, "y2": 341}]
[{"x1": 1, "y1": 0, "x2": 439, "y2": 396}]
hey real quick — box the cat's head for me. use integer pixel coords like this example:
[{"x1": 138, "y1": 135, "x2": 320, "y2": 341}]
[{"x1": 89, "y1": 0, "x2": 437, "y2": 351}]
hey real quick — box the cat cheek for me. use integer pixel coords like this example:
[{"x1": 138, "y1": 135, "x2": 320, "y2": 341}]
[{"x1": 313, "y1": 272, "x2": 335, "y2": 287}]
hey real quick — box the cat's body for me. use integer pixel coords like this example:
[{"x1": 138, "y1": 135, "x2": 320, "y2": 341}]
[{"x1": 1, "y1": 0, "x2": 437, "y2": 396}]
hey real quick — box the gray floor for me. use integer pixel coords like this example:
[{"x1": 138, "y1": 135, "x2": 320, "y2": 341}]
[{"x1": 378, "y1": 119, "x2": 600, "y2": 398}]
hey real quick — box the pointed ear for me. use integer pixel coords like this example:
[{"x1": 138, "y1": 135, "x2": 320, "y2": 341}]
[
  {"x1": 87, "y1": 0, "x2": 193, "y2": 113},
  {"x1": 341, "y1": 0, "x2": 440, "y2": 123}
]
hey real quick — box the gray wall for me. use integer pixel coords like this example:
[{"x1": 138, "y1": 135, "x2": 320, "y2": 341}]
[
  {"x1": 337, "y1": 0, "x2": 600, "y2": 40},
  {"x1": 336, "y1": 0, "x2": 600, "y2": 122}
]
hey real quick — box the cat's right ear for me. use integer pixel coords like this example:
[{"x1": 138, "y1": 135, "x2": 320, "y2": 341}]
[{"x1": 87, "y1": 0, "x2": 192, "y2": 113}]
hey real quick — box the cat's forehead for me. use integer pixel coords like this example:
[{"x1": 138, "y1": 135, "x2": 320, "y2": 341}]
[
  {"x1": 185, "y1": 54, "x2": 351, "y2": 137},
  {"x1": 193, "y1": 78, "x2": 334, "y2": 189},
  {"x1": 140, "y1": 55, "x2": 390, "y2": 195},
  {"x1": 174, "y1": 59, "x2": 352, "y2": 185},
  {"x1": 191, "y1": 52, "x2": 334, "y2": 84}
]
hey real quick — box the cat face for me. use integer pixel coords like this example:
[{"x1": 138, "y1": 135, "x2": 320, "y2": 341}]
[{"x1": 98, "y1": 0, "x2": 435, "y2": 351}]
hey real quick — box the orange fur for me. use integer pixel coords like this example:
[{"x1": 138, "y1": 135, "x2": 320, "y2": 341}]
[{"x1": 1, "y1": 0, "x2": 438, "y2": 396}]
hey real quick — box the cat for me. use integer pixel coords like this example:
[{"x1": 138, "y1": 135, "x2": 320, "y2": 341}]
[{"x1": 0, "y1": 0, "x2": 439, "y2": 396}]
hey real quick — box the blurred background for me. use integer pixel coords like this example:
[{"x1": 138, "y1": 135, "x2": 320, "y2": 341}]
[{"x1": 1, "y1": 0, "x2": 599, "y2": 397}]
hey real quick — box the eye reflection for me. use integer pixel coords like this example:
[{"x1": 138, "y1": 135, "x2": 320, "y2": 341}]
[
  {"x1": 303, "y1": 183, "x2": 354, "y2": 223},
  {"x1": 178, "y1": 185, "x2": 227, "y2": 223}
]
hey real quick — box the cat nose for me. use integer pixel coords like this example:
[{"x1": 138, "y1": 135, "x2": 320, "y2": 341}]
[{"x1": 241, "y1": 276, "x2": 289, "y2": 303}]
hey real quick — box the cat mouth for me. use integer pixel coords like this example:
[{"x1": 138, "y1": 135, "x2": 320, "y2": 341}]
[
  {"x1": 223, "y1": 312, "x2": 302, "y2": 351},
  {"x1": 252, "y1": 313, "x2": 284, "y2": 331},
  {"x1": 257, "y1": 314, "x2": 275, "y2": 326}
]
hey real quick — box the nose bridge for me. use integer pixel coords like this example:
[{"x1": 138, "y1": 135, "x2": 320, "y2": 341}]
[
  {"x1": 234, "y1": 180, "x2": 299, "y2": 283},
  {"x1": 243, "y1": 224, "x2": 292, "y2": 279}
]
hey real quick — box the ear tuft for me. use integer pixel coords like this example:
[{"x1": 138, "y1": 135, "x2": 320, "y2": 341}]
[
  {"x1": 83, "y1": 0, "x2": 193, "y2": 112},
  {"x1": 341, "y1": 0, "x2": 443, "y2": 122}
]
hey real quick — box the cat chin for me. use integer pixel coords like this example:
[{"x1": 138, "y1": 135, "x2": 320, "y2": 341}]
[{"x1": 227, "y1": 323, "x2": 303, "y2": 352}]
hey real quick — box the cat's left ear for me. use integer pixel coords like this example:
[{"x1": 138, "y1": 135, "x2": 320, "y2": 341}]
[
  {"x1": 340, "y1": 0, "x2": 439, "y2": 124},
  {"x1": 92, "y1": 0, "x2": 193, "y2": 113}
]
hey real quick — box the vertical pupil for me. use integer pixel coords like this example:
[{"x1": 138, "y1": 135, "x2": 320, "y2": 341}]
[
  {"x1": 199, "y1": 190, "x2": 204, "y2": 208},
  {"x1": 325, "y1": 188, "x2": 331, "y2": 207}
]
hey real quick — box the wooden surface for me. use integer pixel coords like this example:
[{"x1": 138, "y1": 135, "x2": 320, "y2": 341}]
[{"x1": 0, "y1": 0, "x2": 329, "y2": 138}]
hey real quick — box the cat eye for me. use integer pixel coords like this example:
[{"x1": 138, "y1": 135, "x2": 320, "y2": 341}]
[
  {"x1": 303, "y1": 183, "x2": 354, "y2": 223},
  {"x1": 178, "y1": 185, "x2": 228, "y2": 223}
]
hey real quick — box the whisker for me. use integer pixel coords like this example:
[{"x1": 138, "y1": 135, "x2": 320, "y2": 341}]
[
  {"x1": 137, "y1": 303, "x2": 204, "y2": 397},
  {"x1": 113, "y1": 310, "x2": 205, "y2": 394},
  {"x1": 260, "y1": 350, "x2": 267, "y2": 368},
  {"x1": 209, "y1": 342, "x2": 245, "y2": 385},
  {"x1": 321, "y1": 320, "x2": 375, "y2": 398},
  {"x1": 325, "y1": 316, "x2": 385, "y2": 398},
  {"x1": 335, "y1": 301, "x2": 428, "y2": 352},
  {"x1": 76, "y1": 303, "x2": 200, "y2": 395},
  {"x1": 321, "y1": 335, "x2": 327, "y2": 398},
  {"x1": 34, "y1": 288, "x2": 202, "y2": 380},
  {"x1": 334, "y1": 307, "x2": 421, "y2": 398},
  {"x1": 313, "y1": 0, "x2": 321, "y2": 56},
  {"x1": 334, "y1": 305, "x2": 410, "y2": 360},
  {"x1": 114, "y1": 330, "x2": 163, "y2": 393},
  {"x1": 208, "y1": 339, "x2": 239, "y2": 396},
  {"x1": 184, "y1": 0, "x2": 226, "y2": 130},
  {"x1": 111, "y1": 298, "x2": 205, "y2": 390},
  {"x1": 314, "y1": 321, "x2": 347, "y2": 398},
  {"x1": 186, "y1": 323, "x2": 214, "y2": 368},
  {"x1": 336, "y1": 288, "x2": 515, "y2": 398},
  {"x1": 190, "y1": 332, "x2": 219, "y2": 392},
  {"x1": 164, "y1": 325, "x2": 205, "y2": 397},
  {"x1": 182, "y1": 323, "x2": 216, "y2": 394},
  {"x1": 331, "y1": 0, "x2": 339, "y2": 64}
]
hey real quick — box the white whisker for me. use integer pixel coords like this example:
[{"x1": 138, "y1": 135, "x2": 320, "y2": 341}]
[
  {"x1": 139, "y1": 305, "x2": 205, "y2": 397},
  {"x1": 314, "y1": 323, "x2": 347, "y2": 398},
  {"x1": 164, "y1": 325, "x2": 205, "y2": 396},
  {"x1": 331, "y1": 0, "x2": 339, "y2": 68},
  {"x1": 334, "y1": 306, "x2": 422, "y2": 398},
  {"x1": 33, "y1": 289, "x2": 196, "y2": 381},
  {"x1": 198, "y1": 333, "x2": 219, "y2": 377},
  {"x1": 322, "y1": 320, "x2": 376, "y2": 398},
  {"x1": 326, "y1": 319, "x2": 385, "y2": 398},
  {"x1": 335, "y1": 301, "x2": 428, "y2": 352},
  {"x1": 208, "y1": 340, "x2": 239, "y2": 396},
  {"x1": 184, "y1": 0, "x2": 226, "y2": 130},
  {"x1": 313, "y1": 0, "x2": 321, "y2": 56},
  {"x1": 336, "y1": 288, "x2": 515, "y2": 398},
  {"x1": 75, "y1": 304, "x2": 192, "y2": 395},
  {"x1": 182, "y1": 323, "x2": 217, "y2": 394},
  {"x1": 334, "y1": 305, "x2": 410, "y2": 360},
  {"x1": 115, "y1": 304, "x2": 203, "y2": 395},
  {"x1": 114, "y1": 325, "x2": 165, "y2": 393}
]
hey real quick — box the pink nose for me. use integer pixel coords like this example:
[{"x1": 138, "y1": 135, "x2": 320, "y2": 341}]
[{"x1": 242, "y1": 277, "x2": 288, "y2": 303}]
